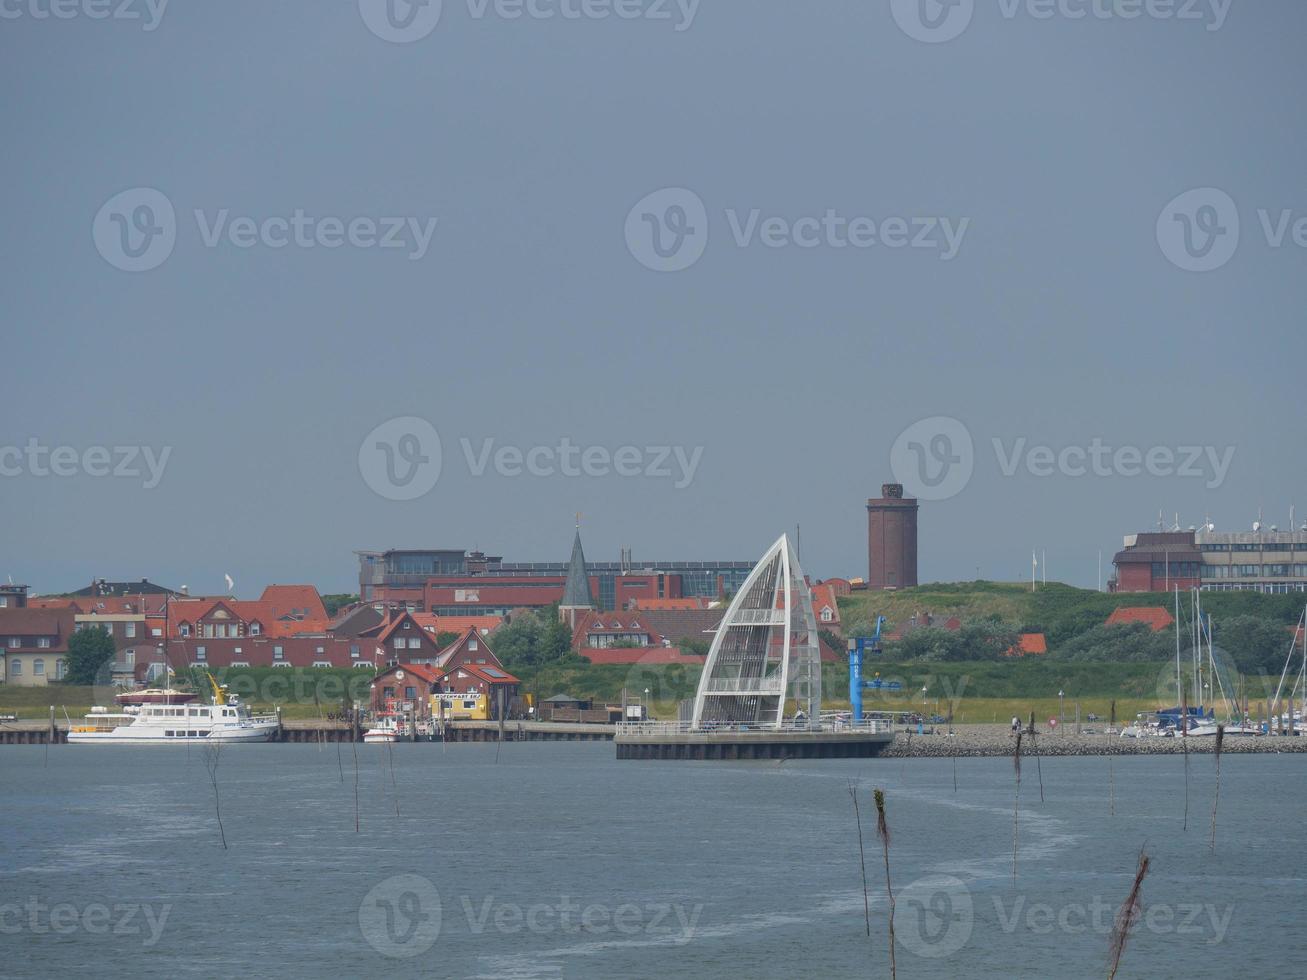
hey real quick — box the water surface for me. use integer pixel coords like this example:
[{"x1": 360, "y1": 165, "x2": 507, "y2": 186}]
[{"x1": 1, "y1": 743, "x2": 1303, "y2": 978}]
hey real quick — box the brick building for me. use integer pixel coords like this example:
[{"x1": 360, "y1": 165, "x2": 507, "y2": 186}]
[
  {"x1": 1112, "y1": 526, "x2": 1307, "y2": 594},
  {"x1": 867, "y1": 483, "x2": 918, "y2": 590}
]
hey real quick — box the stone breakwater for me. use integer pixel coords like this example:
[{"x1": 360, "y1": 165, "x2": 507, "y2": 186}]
[{"x1": 883, "y1": 729, "x2": 1307, "y2": 758}]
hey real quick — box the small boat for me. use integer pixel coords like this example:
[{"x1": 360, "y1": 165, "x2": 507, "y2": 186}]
[
  {"x1": 363, "y1": 713, "x2": 407, "y2": 743},
  {"x1": 68, "y1": 673, "x2": 278, "y2": 744}
]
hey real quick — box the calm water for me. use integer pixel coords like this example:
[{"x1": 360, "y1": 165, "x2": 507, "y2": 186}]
[{"x1": 1, "y1": 742, "x2": 1304, "y2": 978}]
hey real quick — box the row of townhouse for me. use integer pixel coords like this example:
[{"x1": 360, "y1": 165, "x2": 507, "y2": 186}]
[{"x1": 1, "y1": 579, "x2": 505, "y2": 686}]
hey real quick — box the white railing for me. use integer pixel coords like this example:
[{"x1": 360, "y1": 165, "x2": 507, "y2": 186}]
[
  {"x1": 616, "y1": 718, "x2": 891, "y2": 737},
  {"x1": 702, "y1": 678, "x2": 785, "y2": 694},
  {"x1": 727, "y1": 609, "x2": 788, "y2": 627}
]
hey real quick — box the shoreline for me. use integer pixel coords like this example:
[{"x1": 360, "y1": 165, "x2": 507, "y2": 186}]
[{"x1": 883, "y1": 727, "x2": 1307, "y2": 757}]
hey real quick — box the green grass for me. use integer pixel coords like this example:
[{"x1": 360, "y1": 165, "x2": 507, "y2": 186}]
[{"x1": 839, "y1": 580, "x2": 1307, "y2": 648}]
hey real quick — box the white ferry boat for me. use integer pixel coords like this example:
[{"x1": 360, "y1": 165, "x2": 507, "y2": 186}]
[{"x1": 68, "y1": 675, "x2": 278, "y2": 744}]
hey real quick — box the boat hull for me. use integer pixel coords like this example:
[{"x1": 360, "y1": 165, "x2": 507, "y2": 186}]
[{"x1": 67, "y1": 724, "x2": 278, "y2": 744}]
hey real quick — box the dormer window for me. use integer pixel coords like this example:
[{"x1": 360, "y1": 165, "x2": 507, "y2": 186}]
[{"x1": 250, "y1": 622, "x2": 261, "y2": 636}]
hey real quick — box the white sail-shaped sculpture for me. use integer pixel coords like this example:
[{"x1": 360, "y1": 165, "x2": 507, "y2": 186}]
[{"x1": 691, "y1": 534, "x2": 821, "y2": 729}]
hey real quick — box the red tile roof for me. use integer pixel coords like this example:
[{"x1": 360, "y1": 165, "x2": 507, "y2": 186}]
[
  {"x1": 259, "y1": 585, "x2": 328, "y2": 622},
  {"x1": 456, "y1": 663, "x2": 520, "y2": 685},
  {"x1": 1006, "y1": 632, "x2": 1048, "y2": 657},
  {"x1": 579, "y1": 647, "x2": 707, "y2": 665},
  {"x1": 629, "y1": 597, "x2": 709, "y2": 610},
  {"x1": 810, "y1": 584, "x2": 841, "y2": 626},
  {"x1": 1106, "y1": 607, "x2": 1174, "y2": 632},
  {"x1": 374, "y1": 662, "x2": 443, "y2": 685}
]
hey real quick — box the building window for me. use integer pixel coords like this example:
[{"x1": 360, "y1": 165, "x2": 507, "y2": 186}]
[
  {"x1": 250, "y1": 622, "x2": 261, "y2": 636},
  {"x1": 125, "y1": 622, "x2": 137, "y2": 638},
  {"x1": 38, "y1": 637, "x2": 51, "y2": 648},
  {"x1": 103, "y1": 623, "x2": 113, "y2": 636},
  {"x1": 231, "y1": 661, "x2": 250, "y2": 668},
  {"x1": 393, "y1": 637, "x2": 405, "y2": 650},
  {"x1": 55, "y1": 659, "x2": 66, "y2": 680},
  {"x1": 405, "y1": 686, "x2": 417, "y2": 699},
  {"x1": 351, "y1": 645, "x2": 361, "y2": 659},
  {"x1": 33, "y1": 659, "x2": 44, "y2": 676},
  {"x1": 195, "y1": 648, "x2": 207, "y2": 661},
  {"x1": 408, "y1": 637, "x2": 421, "y2": 649},
  {"x1": 10, "y1": 659, "x2": 20, "y2": 676},
  {"x1": 126, "y1": 650, "x2": 136, "y2": 666},
  {"x1": 7, "y1": 638, "x2": 18, "y2": 649},
  {"x1": 274, "y1": 646, "x2": 284, "y2": 660},
  {"x1": 313, "y1": 661, "x2": 332, "y2": 668},
  {"x1": 151, "y1": 627, "x2": 162, "y2": 638},
  {"x1": 180, "y1": 624, "x2": 191, "y2": 637},
  {"x1": 469, "y1": 638, "x2": 478, "y2": 651}
]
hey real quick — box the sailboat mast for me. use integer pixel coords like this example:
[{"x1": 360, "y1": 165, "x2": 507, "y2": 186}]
[{"x1": 1174, "y1": 586, "x2": 1182, "y2": 710}]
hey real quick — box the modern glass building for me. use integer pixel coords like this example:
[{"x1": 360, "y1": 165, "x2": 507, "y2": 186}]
[{"x1": 358, "y1": 549, "x2": 755, "y2": 609}]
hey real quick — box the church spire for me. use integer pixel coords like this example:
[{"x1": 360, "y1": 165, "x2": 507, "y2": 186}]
[{"x1": 559, "y1": 524, "x2": 595, "y2": 625}]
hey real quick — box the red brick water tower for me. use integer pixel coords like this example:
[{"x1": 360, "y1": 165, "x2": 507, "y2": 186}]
[{"x1": 867, "y1": 484, "x2": 918, "y2": 590}]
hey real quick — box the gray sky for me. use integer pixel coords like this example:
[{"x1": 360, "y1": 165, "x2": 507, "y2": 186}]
[{"x1": 3, "y1": 0, "x2": 1304, "y2": 597}]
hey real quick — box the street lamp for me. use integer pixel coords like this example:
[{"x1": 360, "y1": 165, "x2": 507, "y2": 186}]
[
  {"x1": 644, "y1": 687, "x2": 651, "y2": 721},
  {"x1": 1058, "y1": 690, "x2": 1065, "y2": 730}
]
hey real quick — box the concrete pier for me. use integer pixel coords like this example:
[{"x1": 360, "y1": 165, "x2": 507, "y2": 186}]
[{"x1": 615, "y1": 722, "x2": 895, "y2": 760}]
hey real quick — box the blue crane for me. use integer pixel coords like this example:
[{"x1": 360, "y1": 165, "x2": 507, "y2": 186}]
[{"x1": 847, "y1": 616, "x2": 900, "y2": 721}]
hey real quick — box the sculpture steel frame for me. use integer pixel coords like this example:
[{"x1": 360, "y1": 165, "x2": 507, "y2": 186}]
[{"x1": 690, "y1": 533, "x2": 821, "y2": 729}]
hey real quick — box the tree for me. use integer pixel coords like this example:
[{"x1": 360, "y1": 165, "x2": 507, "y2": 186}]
[
  {"x1": 65, "y1": 626, "x2": 116, "y2": 685},
  {"x1": 321, "y1": 593, "x2": 359, "y2": 617},
  {"x1": 492, "y1": 608, "x2": 578, "y2": 670},
  {"x1": 1055, "y1": 623, "x2": 1172, "y2": 663},
  {"x1": 1213, "y1": 615, "x2": 1293, "y2": 675}
]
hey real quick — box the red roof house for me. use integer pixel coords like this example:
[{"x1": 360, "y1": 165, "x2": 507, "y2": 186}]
[{"x1": 1106, "y1": 607, "x2": 1174, "y2": 632}]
